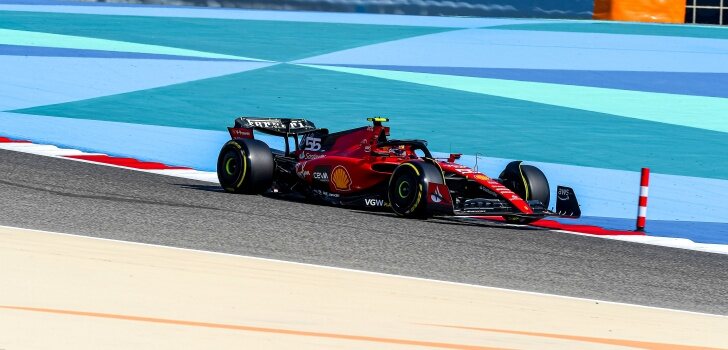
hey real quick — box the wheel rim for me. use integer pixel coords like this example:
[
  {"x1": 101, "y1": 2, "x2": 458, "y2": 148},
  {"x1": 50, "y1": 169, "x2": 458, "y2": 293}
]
[
  {"x1": 391, "y1": 171, "x2": 419, "y2": 212},
  {"x1": 218, "y1": 149, "x2": 244, "y2": 187},
  {"x1": 398, "y1": 180, "x2": 411, "y2": 198},
  {"x1": 224, "y1": 157, "x2": 237, "y2": 176}
]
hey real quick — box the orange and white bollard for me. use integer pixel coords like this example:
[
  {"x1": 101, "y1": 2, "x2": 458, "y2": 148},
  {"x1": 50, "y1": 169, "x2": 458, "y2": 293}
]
[{"x1": 636, "y1": 168, "x2": 650, "y2": 231}]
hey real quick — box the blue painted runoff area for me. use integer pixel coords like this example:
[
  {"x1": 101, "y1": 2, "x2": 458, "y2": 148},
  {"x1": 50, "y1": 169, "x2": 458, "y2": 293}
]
[
  {"x1": 0, "y1": 0, "x2": 594, "y2": 19},
  {"x1": 297, "y1": 29, "x2": 728, "y2": 73},
  {"x1": 0, "y1": 3, "x2": 555, "y2": 28},
  {"x1": 0, "y1": 55, "x2": 271, "y2": 110}
]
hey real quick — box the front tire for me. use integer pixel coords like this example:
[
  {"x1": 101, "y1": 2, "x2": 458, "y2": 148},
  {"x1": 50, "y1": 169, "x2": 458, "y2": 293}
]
[
  {"x1": 217, "y1": 139, "x2": 274, "y2": 194},
  {"x1": 499, "y1": 161, "x2": 550, "y2": 207}
]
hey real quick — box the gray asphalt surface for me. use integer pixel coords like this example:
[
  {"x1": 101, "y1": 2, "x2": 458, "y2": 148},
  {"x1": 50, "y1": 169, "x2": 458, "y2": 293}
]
[{"x1": 1, "y1": 149, "x2": 727, "y2": 315}]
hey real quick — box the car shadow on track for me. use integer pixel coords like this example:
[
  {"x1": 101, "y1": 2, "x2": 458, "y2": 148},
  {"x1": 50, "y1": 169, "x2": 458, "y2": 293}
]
[
  {"x1": 176, "y1": 184, "x2": 226, "y2": 193},
  {"x1": 176, "y1": 183, "x2": 539, "y2": 232},
  {"x1": 176, "y1": 183, "x2": 313, "y2": 204},
  {"x1": 348, "y1": 210, "x2": 540, "y2": 231}
]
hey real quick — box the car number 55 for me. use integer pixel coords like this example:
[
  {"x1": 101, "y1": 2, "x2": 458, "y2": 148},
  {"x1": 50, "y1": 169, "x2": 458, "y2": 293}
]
[{"x1": 303, "y1": 136, "x2": 322, "y2": 151}]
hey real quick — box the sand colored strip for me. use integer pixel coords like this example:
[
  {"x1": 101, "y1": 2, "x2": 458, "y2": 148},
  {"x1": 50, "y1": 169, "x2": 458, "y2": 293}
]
[
  {"x1": 0, "y1": 305, "x2": 502, "y2": 350},
  {"x1": 0, "y1": 226, "x2": 726, "y2": 350}
]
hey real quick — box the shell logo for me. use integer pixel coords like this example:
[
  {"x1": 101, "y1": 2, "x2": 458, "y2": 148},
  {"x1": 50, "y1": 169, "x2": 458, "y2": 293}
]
[{"x1": 331, "y1": 165, "x2": 352, "y2": 191}]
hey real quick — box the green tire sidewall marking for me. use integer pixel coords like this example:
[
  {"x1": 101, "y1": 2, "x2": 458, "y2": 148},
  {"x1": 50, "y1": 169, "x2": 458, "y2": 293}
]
[
  {"x1": 234, "y1": 149, "x2": 247, "y2": 189},
  {"x1": 398, "y1": 180, "x2": 409, "y2": 198},
  {"x1": 388, "y1": 163, "x2": 423, "y2": 216},
  {"x1": 401, "y1": 163, "x2": 422, "y2": 214},
  {"x1": 224, "y1": 157, "x2": 235, "y2": 176},
  {"x1": 405, "y1": 184, "x2": 423, "y2": 215},
  {"x1": 518, "y1": 163, "x2": 530, "y2": 201}
]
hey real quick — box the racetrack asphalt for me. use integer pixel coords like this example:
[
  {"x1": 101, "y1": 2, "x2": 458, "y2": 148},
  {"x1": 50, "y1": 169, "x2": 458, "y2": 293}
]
[{"x1": 1, "y1": 149, "x2": 727, "y2": 315}]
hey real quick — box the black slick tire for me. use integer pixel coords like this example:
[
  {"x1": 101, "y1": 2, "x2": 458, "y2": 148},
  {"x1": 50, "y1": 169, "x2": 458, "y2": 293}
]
[
  {"x1": 500, "y1": 161, "x2": 550, "y2": 224},
  {"x1": 499, "y1": 161, "x2": 550, "y2": 207},
  {"x1": 217, "y1": 139, "x2": 274, "y2": 194},
  {"x1": 520, "y1": 165, "x2": 550, "y2": 207}
]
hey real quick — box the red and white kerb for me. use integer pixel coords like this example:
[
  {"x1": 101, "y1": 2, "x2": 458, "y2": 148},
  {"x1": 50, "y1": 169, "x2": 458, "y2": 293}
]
[
  {"x1": 636, "y1": 168, "x2": 650, "y2": 231},
  {"x1": 0, "y1": 136, "x2": 218, "y2": 183}
]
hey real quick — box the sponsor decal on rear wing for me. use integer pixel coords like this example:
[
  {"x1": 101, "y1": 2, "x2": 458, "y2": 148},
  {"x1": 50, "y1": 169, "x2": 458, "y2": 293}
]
[
  {"x1": 234, "y1": 117, "x2": 317, "y2": 135},
  {"x1": 228, "y1": 127, "x2": 253, "y2": 139}
]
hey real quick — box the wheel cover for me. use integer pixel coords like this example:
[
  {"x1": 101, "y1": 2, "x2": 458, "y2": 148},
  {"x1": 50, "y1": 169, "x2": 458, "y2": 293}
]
[
  {"x1": 224, "y1": 157, "x2": 237, "y2": 176},
  {"x1": 218, "y1": 149, "x2": 246, "y2": 188},
  {"x1": 391, "y1": 172, "x2": 419, "y2": 212},
  {"x1": 398, "y1": 180, "x2": 411, "y2": 198}
]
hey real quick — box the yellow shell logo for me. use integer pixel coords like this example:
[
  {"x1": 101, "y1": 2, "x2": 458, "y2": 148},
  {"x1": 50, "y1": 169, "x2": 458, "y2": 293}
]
[{"x1": 331, "y1": 166, "x2": 352, "y2": 191}]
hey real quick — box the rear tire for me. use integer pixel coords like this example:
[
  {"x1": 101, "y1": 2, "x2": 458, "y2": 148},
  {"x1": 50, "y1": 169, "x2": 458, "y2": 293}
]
[
  {"x1": 388, "y1": 161, "x2": 443, "y2": 218},
  {"x1": 217, "y1": 139, "x2": 274, "y2": 194}
]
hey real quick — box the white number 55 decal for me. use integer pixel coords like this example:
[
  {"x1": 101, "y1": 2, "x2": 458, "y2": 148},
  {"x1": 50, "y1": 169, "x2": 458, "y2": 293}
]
[{"x1": 303, "y1": 136, "x2": 322, "y2": 151}]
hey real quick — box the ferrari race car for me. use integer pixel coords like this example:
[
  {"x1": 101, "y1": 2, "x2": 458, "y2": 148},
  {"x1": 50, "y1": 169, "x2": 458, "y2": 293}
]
[{"x1": 217, "y1": 117, "x2": 580, "y2": 223}]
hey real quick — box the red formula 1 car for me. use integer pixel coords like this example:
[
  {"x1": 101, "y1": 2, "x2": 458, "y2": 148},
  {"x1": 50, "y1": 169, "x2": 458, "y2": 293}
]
[{"x1": 217, "y1": 117, "x2": 580, "y2": 223}]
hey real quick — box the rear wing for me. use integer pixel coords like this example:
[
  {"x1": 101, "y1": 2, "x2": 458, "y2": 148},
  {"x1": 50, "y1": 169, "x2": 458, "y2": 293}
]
[
  {"x1": 228, "y1": 117, "x2": 319, "y2": 155},
  {"x1": 232, "y1": 117, "x2": 317, "y2": 137}
]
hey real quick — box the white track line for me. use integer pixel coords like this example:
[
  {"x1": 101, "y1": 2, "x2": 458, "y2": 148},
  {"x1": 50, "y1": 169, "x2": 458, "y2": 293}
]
[
  {"x1": 146, "y1": 169, "x2": 219, "y2": 183},
  {"x1": 0, "y1": 143, "x2": 100, "y2": 157},
  {"x1": 1, "y1": 138, "x2": 726, "y2": 255},
  {"x1": 554, "y1": 230, "x2": 728, "y2": 255},
  {"x1": 0, "y1": 141, "x2": 218, "y2": 183},
  {"x1": 2, "y1": 224, "x2": 726, "y2": 319}
]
